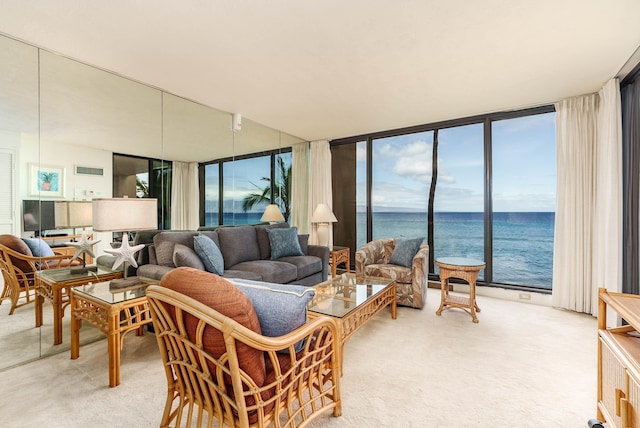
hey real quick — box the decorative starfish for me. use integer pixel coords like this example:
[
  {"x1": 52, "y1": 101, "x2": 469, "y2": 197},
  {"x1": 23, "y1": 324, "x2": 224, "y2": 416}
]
[
  {"x1": 103, "y1": 233, "x2": 145, "y2": 270},
  {"x1": 67, "y1": 231, "x2": 101, "y2": 262}
]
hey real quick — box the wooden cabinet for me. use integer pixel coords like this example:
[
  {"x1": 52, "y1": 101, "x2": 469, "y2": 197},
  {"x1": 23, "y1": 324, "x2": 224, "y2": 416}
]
[
  {"x1": 40, "y1": 234, "x2": 94, "y2": 264},
  {"x1": 597, "y1": 288, "x2": 640, "y2": 428}
]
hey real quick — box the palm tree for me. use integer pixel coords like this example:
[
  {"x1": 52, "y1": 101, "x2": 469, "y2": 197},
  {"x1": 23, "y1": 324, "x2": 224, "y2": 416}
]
[{"x1": 242, "y1": 157, "x2": 291, "y2": 221}]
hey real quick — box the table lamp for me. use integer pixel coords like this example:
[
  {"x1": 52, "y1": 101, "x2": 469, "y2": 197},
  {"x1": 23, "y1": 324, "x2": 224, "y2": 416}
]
[
  {"x1": 92, "y1": 197, "x2": 157, "y2": 288},
  {"x1": 54, "y1": 200, "x2": 100, "y2": 274},
  {"x1": 260, "y1": 204, "x2": 285, "y2": 224},
  {"x1": 311, "y1": 203, "x2": 337, "y2": 247}
]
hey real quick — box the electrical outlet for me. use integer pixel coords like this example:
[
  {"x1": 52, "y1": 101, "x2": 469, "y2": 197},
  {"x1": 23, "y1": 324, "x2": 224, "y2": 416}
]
[{"x1": 519, "y1": 293, "x2": 531, "y2": 301}]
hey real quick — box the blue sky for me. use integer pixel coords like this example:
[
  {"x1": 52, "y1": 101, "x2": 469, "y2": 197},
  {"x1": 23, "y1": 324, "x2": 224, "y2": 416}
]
[
  {"x1": 203, "y1": 112, "x2": 556, "y2": 214},
  {"x1": 356, "y1": 112, "x2": 556, "y2": 212}
]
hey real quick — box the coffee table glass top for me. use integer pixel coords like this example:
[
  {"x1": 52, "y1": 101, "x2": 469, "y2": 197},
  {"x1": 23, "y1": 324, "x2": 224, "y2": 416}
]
[
  {"x1": 37, "y1": 266, "x2": 118, "y2": 283},
  {"x1": 73, "y1": 280, "x2": 150, "y2": 304},
  {"x1": 308, "y1": 273, "x2": 393, "y2": 318}
]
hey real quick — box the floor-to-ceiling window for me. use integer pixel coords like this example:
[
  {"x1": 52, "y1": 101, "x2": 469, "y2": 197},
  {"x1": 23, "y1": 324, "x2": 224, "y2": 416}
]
[
  {"x1": 200, "y1": 149, "x2": 292, "y2": 227},
  {"x1": 332, "y1": 105, "x2": 555, "y2": 291},
  {"x1": 491, "y1": 112, "x2": 556, "y2": 288}
]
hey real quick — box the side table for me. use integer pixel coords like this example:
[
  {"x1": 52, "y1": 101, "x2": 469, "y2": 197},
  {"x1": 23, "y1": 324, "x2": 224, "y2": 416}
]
[
  {"x1": 70, "y1": 278, "x2": 153, "y2": 387},
  {"x1": 35, "y1": 267, "x2": 122, "y2": 345},
  {"x1": 435, "y1": 257, "x2": 486, "y2": 323},
  {"x1": 329, "y1": 246, "x2": 350, "y2": 278}
]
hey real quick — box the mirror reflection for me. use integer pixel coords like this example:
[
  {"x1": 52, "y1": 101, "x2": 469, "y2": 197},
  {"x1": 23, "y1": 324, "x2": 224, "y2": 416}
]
[{"x1": 0, "y1": 32, "x2": 306, "y2": 371}]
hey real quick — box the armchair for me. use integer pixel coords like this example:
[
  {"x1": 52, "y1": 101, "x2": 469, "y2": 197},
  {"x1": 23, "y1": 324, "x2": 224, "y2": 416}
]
[
  {"x1": 0, "y1": 234, "x2": 79, "y2": 315},
  {"x1": 355, "y1": 238, "x2": 429, "y2": 309},
  {"x1": 146, "y1": 268, "x2": 342, "y2": 428}
]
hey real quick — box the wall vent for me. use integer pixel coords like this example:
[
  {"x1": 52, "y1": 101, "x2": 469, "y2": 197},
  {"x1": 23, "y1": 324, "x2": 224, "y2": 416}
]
[{"x1": 75, "y1": 165, "x2": 104, "y2": 176}]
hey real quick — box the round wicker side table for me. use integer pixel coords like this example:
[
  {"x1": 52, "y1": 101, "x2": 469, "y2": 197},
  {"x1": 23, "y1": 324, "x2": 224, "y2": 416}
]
[{"x1": 435, "y1": 257, "x2": 486, "y2": 323}]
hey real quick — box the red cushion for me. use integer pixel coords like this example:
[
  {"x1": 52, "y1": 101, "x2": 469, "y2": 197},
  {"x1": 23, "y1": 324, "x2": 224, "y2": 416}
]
[{"x1": 159, "y1": 267, "x2": 266, "y2": 387}]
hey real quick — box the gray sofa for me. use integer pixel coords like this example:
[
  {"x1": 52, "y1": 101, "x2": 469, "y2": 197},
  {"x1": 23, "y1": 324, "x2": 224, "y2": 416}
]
[{"x1": 136, "y1": 224, "x2": 328, "y2": 286}]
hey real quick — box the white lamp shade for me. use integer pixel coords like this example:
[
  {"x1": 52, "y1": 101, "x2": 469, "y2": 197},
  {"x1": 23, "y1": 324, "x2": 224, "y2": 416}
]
[
  {"x1": 92, "y1": 197, "x2": 158, "y2": 232},
  {"x1": 54, "y1": 201, "x2": 93, "y2": 228},
  {"x1": 311, "y1": 203, "x2": 337, "y2": 223},
  {"x1": 260, "y1": 204, "x2": 285, "y2": 223}
]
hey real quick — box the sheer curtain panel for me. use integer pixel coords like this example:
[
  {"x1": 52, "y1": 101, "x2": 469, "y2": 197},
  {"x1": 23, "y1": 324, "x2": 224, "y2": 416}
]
[
  {"x1": 553, "y1": 79, "x2": 622, "y2": 316},
  {"x1": 171, "y1": 161, "x2": 200, "y2": 230},
  {"x1": 291, "y1": 142, "x2": 310, "y2": 233},
  {"x1": 309, "y1": 140, "x2": 333, "y2": 246}
]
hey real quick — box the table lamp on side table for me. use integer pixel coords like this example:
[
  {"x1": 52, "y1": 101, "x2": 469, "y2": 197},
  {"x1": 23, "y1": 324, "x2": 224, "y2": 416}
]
[
  {"x1": 92, "y1": 197, "x2": 157, "y2": 288},
  {"x1": 55, "y1": 200, "x2": 99, "y2": 274},
  {"x1": 311, "y1": 203, "x2": 337, "y2": 247},
  {"x1": 260, "y1": 204, "x2": 285, "y2": 224}
]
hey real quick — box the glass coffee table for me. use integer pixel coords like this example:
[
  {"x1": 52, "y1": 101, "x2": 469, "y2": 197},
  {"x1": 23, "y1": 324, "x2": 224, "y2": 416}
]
[
  {"x1": 35, "y1": 267, "x2": 122, "y2": 345},
  {"x1": 308, "y1": 273, "x2": 396, "y2": 371},
  {"x1": 70, "y1": 278, "x2": 154, "y2": 387}
]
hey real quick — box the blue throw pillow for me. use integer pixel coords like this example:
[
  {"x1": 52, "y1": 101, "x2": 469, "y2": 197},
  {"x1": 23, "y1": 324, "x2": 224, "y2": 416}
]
[
  {"x1": 228, "y1": 278, "x2": 315, "y2": 353},
  {"x1": 389, "y1": 237, "x2": 424, "y2": 268},
  {"x1": 193, "y1": 234, "x2": 224, "y2": 275},
  {"x1": 267, "y1": 227, "x2": 304, "y2": 260},
  {"x1": 21, "y1": 237, "x2": 55, "y2": 257}
]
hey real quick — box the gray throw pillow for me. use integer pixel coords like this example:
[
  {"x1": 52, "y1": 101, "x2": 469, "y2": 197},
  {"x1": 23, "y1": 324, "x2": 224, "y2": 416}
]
[
  {"x1": 21, "y1": 237, "x2": 55, "y2": 257},
  {"x1": 193, "y1": 234, "x2": 224, "y2": 275},
  {"x1": 173, "y1": 243, "x2": 205, "y2": 271},
  {"x1": 228, "y1": 278, "x2": 315, "y2": 352},
  {"x1": 389, "y1": 237, "x2": 424, "y2": 268},
  {"x1": 268, "y1": 227, "x2": 304, "y2": 260}
]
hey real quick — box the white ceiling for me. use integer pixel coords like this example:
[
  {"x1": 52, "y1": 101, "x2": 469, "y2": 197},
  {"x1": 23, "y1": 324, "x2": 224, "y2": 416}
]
[{"x1": 1, "y1": 0, "x2": 639, "y2": 142}]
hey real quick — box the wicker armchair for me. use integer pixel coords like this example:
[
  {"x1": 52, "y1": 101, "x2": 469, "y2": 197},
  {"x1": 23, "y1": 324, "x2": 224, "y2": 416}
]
[
  {"x1": 355, "y1": 238, "x2": 429, "y2": 309},
  {"x1": 146, "y1": 269, "x2": 342, "y2": 428},
  {"x1": 0, "y1": 234, "x2": 78, "y2": 315}
]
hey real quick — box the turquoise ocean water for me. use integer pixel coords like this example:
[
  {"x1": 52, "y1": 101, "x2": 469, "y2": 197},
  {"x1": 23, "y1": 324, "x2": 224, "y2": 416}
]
[{"x1": 206, "y1": 211, "x2": 554, "y2": 289}]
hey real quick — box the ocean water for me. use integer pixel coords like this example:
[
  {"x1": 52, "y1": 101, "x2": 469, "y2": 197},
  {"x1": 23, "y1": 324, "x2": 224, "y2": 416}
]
[
  {"x1": 205, "y1": 211, "x2": 554, "y2": 289},
  {"x1": 361, "y1": 212, "x2": 554, "y2": 289}
]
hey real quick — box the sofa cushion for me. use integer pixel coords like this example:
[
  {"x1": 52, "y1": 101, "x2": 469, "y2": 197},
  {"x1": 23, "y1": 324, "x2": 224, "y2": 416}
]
[
  {"x1": 173, "y1": 243, "x2": 205, "y2": 271},
  {"x1": 217, "y1": 226, "x2": 261, "y2": 269},
  {"x1": 21, "y1": 237, "x2": 55, "y2": 257},
  {"x1": 159, "y1": 267, "x2": 266, "y2": 387},
  {"x1": 298, "y1": 234, "x2": 309, "y2": 255},
  {"x1": 268, "y1": 227, "x2": 304, "y2": 259},
  {"x1": 276, "y1": 255, "x2": 322, "y2": 280},
  {"x1": 193, "y1": 234, "x2": 224, "y2": 275},
  {"x1": 223, "y1": 269, "x2": 263, "y2": 281},
  {"x1": 389, "y1": 237, "x2": 424, "y2": 268},
  {"x1": 255, "y1": 223, "x2": 290, "y2": 259},
  {"x1": 230, "y1": 260, "x2": 297, "y2": 284},
  {"x1": 153, "y1": 231, "x2": 199, "y2": 267},
  {"x1": 228, "y1": 278, "x2": 315, "y2": 352}
]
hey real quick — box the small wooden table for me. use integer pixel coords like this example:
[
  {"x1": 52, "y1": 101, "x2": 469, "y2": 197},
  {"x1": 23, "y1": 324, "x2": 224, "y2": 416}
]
[
  {"x1": 70, "y1": 278, "x2": 153, "y2": 387},
  {"x1": 35, "y1": 267, "x2": 122, "y2": 345},
  {"x1": 435, "y1": 257, "x2": 485, "y2": 323},
  {"x1": 329, "y1": 246, "x2": 350, "y2": 277}
]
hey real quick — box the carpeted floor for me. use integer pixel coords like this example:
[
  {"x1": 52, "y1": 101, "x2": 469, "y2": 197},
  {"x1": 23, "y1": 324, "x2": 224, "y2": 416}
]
[{"x1": 0, "y1": 287, "x2": 598, "y2": 427}]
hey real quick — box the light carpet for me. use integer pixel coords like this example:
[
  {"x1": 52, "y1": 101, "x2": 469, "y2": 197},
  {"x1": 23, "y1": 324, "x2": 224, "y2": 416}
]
[{"x1": 0, "y1": 288, "x2": 598, "y2": 427}]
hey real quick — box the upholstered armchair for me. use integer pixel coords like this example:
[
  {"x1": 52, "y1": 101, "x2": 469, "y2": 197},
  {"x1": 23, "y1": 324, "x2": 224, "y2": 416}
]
[
  {"x1": 147, "y1": 268, "x2": 342, "y2": 428},
  {"x1": 0, "y1": 234, "x2": 78, "y2": 315},
  {"x1": 355, "y1": 238, "x2": 429, "y2": 309}
]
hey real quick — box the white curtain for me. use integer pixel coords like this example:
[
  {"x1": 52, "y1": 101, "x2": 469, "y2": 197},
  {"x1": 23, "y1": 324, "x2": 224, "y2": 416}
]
[
  {"x1": 291, "y1": 142, "x2": 309, "y2": 233},
  {"x1": 171, "y1": 161, "x2": 200, "y2": 230},
  {"x1": 552, "y1": 79, "x2": 622, "y2": 316},
  {"x1": 309, "y1": 140, "x2": 333, "y2": 245}
]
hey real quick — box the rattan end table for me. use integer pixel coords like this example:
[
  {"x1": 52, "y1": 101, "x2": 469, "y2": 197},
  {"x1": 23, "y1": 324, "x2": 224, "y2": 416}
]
[{"x1": 435, "y1": 257, "x2": 486, "y2": 323}]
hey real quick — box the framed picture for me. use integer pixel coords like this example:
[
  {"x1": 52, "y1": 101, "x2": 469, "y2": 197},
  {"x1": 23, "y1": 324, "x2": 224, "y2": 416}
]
[{"x1": 29, "y1": 163, "x2": 65, "y2": 197}]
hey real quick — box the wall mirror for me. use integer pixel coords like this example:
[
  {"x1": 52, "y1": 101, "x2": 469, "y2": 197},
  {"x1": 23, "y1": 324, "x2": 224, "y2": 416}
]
[{"x1": 0, "y1": 32, "x2": 306, "y2": 371}]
